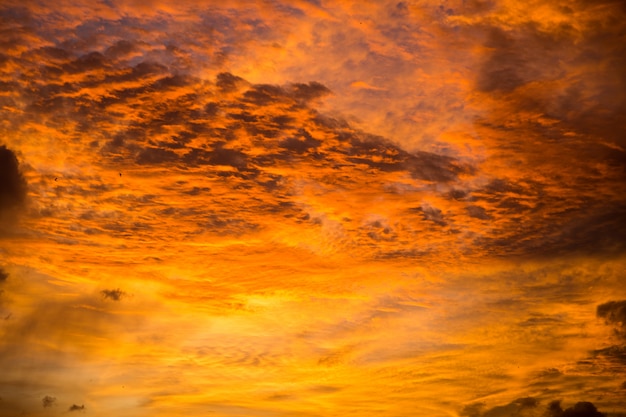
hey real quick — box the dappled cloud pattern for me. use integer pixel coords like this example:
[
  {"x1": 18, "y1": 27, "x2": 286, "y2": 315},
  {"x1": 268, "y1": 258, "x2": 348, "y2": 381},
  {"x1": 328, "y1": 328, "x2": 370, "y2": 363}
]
[{"x1": 1, "y1": 1, "x2": 626, "y2": 416}]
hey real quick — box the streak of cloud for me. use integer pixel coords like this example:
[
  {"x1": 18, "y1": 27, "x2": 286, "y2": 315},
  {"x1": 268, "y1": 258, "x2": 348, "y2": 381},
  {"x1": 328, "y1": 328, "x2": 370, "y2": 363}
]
[{"x1": 463, "y1": 398, "x2": 608, "y2": 417}]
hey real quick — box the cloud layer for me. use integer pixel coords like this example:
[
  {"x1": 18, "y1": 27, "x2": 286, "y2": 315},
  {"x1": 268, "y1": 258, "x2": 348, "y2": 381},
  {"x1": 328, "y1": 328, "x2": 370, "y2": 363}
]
[{"x1": 0, "y1": 1, "x2": 625, "y2": 416}]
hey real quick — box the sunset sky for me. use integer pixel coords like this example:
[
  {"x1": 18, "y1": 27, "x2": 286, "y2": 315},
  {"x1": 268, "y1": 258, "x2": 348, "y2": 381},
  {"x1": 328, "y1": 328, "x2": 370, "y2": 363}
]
[{"x1": 1, "y1": 0, "x2": 626, "y2": 416}]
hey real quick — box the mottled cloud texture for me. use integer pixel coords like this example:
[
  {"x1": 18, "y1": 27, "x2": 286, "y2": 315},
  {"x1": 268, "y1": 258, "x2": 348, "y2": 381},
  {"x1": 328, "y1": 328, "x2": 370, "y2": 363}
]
[{"x1": 0, "y1": 0, "x2": 625, "y2": 416}]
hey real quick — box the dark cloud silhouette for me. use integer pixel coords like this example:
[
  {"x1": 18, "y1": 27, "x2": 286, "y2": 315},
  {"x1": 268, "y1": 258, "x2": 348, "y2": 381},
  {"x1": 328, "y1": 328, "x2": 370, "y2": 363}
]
[
  {"x1": 466, "y1": 205, "x2": 492, "y2": 220},
  {"x1": 554, "y1": 401, "x2": 606, "y2": 417},
  {"x1": 476, "y1": 28, "x2": 529, "y2": 93},
  {"x1": 216, "y1": 72, "x2": 248, "y2": 93},
  {"x1": 597, "y1": 300, "x2": 626, "y2": 335},
  {"x1": 341, "y1": 132, "x2": 467, "y2": 182},
  {"x1": 42, "y1": 395, "x2": 56, "y2": 407},
  {"x1": 206, "y1": 146, "x2": 248, "y2": 170},
  {"x1": 104, "y1": 39, "x2": 137, "y2": 59},
  {"x1": 461, "y1": 397, "x2": 537, "y2": 417},
  {"x1": 413, "y1": 205, "x2": 447, "y2": 226},
  {"x1": 101, "y1": 288, "x2": 126, "y2": 301},
  {"x1": 595, "y1": 301, "x2": 626, "y2": 371},
  {"x1": 467, "y1": 0, "x2": 626, "y2": 259},
  {"x1": 64, "y1": 51, "x2": 108, "y2": 74},
  {"x1": 69, "y1": 404, "x2": 85, "y2": 411},
  {"x1": 592, "y1": 345, "x2": 626, "y2": 365},
  {"x1": 461, "y1": 401, "x2": 486, "y2": 417},
  {"x1": 464, "y1": 398, "x2": 607, "y2": 417},
  {"x1": 243, "y1": 84, "x2": 290, "y2": 106},
  {"x1": 0, "y1": 145, "x2": 27, "y2": 211},
  {"x1": 279, "y1": 129, "x2": 322, "y2": 154},
  {"x1": 287, "y1": 81, "x2": 332, "y2": 103},
  {"x1": 546, "y1": 400, "x2": 564, "y2": 417},
  {"x1": 136, "y1": 147, "x2": 179, "y2": 165},
  {"x1": 0, "y1": 268, "x2": 7, "y2": 283}
]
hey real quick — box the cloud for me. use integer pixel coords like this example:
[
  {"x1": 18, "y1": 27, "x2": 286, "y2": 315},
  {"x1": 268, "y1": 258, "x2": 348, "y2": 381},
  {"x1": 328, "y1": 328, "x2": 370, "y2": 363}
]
[
  {"x1": 1, "y1": 3, "x2": 625, "y2": 415},
  {"x1": 592, "y1": 345, "x2": 626, "y2": 365},
  {"x1": 461, "y1": 397, "x2": 538, "y2": 417},
  {"x1": 0, "y1": 266, "x2": 157, "y2": 415},
  {"x1": 554, "y1": 401, "x2": 606, "y2": 417},
  {"x1": 0, "y1": 268, "x2": 7, "y2": 283},
  {"x1": 4, "y1": 0, "x2": 623, "y2": 261},
  {"x1": 0, "y1": 145, "x2": 27, "y2": 212},
  {"x1": 288, "y1": 81, "x2": 332, "y2": 103},
  {"x1": 101, "y1": 288, "x2": 126, "y2": 301},
  {"x1": 476, "y1": 28, "x2": 531, "y2": 94},
  {"x1": 463, "y1": 398, "x2": 608, "y2": 417},
  {"x1": 42, "y1": 395, "x2": 56, "y2": 407},
  {"x1": 69, "y1": 404, "x2": 85, "y2": 411},
  {"x1": 597, "y1": 300, "x2": 626, "y2": 352},
  {"x1": 135, "y1": 147, "x2": 179, "y2": 165},
  {"x1": 597, "y1": 300, "x2": 626, "y2": 333},
  {"x1": 452, "y1": 0, "x2": 626, "y2": 258}
]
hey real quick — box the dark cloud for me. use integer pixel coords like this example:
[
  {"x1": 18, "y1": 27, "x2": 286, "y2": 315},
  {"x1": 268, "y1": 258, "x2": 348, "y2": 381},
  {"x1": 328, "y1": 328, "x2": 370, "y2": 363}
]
[
  {"x1": 546, "y1": 205, "x2": 626, "y2": 256},
  {"x1": 243, "y1": 84, "x2": 290, "y2": 106},
  {"x1": 464, "y1": 398, "x2": 607, "y2": 417},
  {"x1": 466, "y1": 205, "x2": 492, "y2": 220},
  {"x1": 0, "y1": 145, "x2": 27, "y2": 212},
  {"x1": 413, "y1": 205, "x2": 447, "y2": 226},
  {"x1": 287, "y1": 81, "x2": 332, "y2": 103},
  {"x1": 205, "y1": 146, "x2": 248, "y2": 170},
  {"x1": 592, "y1": 345, "x2": 626, "y2": 365},
  {"x1": 69, "y1": 404, "x2": 84, "y2": 411},
  {"x1": 597, "y1": 300, "x2": 626, "y2": 333},
  {"x1": 461, "y1": 397, "x2": 537, "y2": 417},
  {"x1": 136, "y1": 147, "x2": 179, "y2": 165},
  {"x1": 517, "y1": 315, "x2": 563, "y2": 327},
  {"x1": 342, "y1": 132, "x2": 467, "y2": 182},
  {"x1": 547, "y1": 400, "x2": 564, "y2": 417},
  {"x1": 554, "y1": 401, "x2": 606, "y2": 417},
  {"x1": 0, "y1": 268, "x2": 7, "y2": 283},
  {"x1": 592, "y1": 313, "x2": 626, "y2": 372},
  {"x1": 104, "y1": 39, "x2": 137, "y2": 60},
  {"x1": 42, "y1": 395, "x2": 56, "y2": 408},
  {"x1": 461, "y1": 401, "x2": 486, "y2": 417},
  {"x1": 101, "y1": 289, "x2": 126, "y2": 301},
  {"x1": 466, "y1": 1, "x2": 626, "y2": 259},
  {"x1": 216, "y1": 72, "x2": 249, "y2": 93},
  {"x1": 279, "y1": 129, "x2": 322, "y2": 154},
  {"x1": 476, "y1": 28, "x2": 530, "y2": 93},
  {"x1": 63, "y1": 51, "x2": 108, "y2": 74}
]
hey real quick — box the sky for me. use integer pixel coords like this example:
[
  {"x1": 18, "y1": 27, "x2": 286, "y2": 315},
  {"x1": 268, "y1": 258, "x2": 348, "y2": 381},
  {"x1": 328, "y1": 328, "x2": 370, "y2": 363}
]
[{"x1": 1, "y1": 0, "x2": 626, "y2": 416}]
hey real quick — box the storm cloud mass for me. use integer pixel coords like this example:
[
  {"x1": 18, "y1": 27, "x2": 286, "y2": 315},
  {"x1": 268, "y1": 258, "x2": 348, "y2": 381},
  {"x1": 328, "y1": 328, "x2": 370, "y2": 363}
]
[
  {"x1": 0, "y1": 145, "x2": 26, "y2": 210},
  {"x1": 0, "y1": 1, "x2": 625, "y2": 416}
]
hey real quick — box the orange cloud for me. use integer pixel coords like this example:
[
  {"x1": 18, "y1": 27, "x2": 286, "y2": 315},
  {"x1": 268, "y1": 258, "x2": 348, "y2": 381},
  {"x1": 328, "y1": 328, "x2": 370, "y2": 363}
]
[{"x1": 1, "y1": 1, "x2": 625, "y2": 416}]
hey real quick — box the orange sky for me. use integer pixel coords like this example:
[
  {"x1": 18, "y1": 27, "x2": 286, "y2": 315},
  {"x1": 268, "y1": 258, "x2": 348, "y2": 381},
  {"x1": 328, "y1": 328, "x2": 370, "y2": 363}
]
[{"x1": 1, "y1": 1, "x2": 626, "y2": 416}]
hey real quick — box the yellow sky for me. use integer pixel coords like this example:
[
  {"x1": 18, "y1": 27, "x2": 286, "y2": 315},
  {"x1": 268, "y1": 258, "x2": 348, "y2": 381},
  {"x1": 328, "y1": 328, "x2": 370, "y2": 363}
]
[{"x1": 1, "y1": 0, "x2": 626, "y2": 416}]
